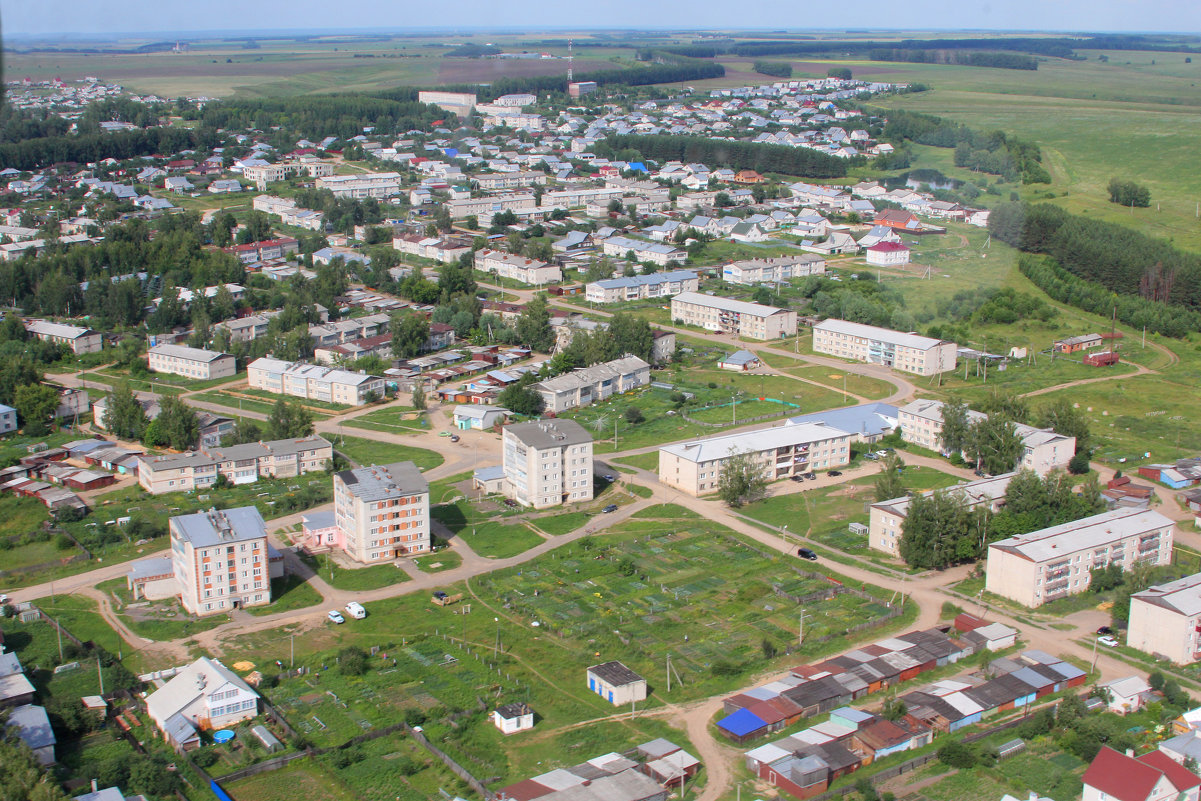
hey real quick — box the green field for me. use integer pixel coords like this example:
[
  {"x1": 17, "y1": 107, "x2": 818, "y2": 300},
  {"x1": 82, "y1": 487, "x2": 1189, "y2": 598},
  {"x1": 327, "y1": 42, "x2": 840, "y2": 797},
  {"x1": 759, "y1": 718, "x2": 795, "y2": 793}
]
[
  {"x1": 341, "y1": 407, "x2": 431, "y2": 435},
  {"x1": 297, "y1": 551, "x2": 410, "y2": 591},
  {"x1": 334, "y1": 435, "x2": 444, "y2": 471}
]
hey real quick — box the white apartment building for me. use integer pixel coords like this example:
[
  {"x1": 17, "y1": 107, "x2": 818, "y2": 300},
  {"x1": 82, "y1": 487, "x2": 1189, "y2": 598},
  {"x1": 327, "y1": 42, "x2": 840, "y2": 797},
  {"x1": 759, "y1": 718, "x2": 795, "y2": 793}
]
[
  {"x1": 247, "y1": 357, "x2": 384, "y2": 405},
  {"x1": 543, "y1": 187, "x2": 624, "y2": 209},
  {"x1": 24, "y1": 320, "x2": 103, "y2": 354},
  {"x1": 473, "y1": 172, "x2": 548, "y2": 191},
  {"x1": 446, "y1": 194, "x2": 536, "y2": 220},
  {"x1": 534, "y1": 355, "x2": 651, "y2": 414},
  {"x1": 1128, "y1": 573, "x2": 1201, "y2": 665},
  {"x1": 502, "y1": 419, "x2": 594, "y2": 509},
  {"x1": 137, "y1": 436, "x2": 333, "y2": 495},
  {"x1": 599, "y1": 236, "x2": 687, "y2": 266},
  {"x1": 898, "y1": 398, "x2": 1076, "y2": 476},
  {"x1": 473, "y1": 249, "x2": 562, "y2": 285},
  {"x1": 170, "y1": 507, "x2": 272, "y2": 616},
  {"x1": 252, "y1": 195, "x2": 324, "y2": 230},
  {"x1": 333, "y1": 461, "x2": 430, "y2": 562},
  {"x1": 417, "y1": 90, "x2": 477, "y2": 114},
  {"x1": 481, "y1": 113, "x2": 545, "y2": 131},
  {"x1": 985, "y1": 508, "x2": 1175, "y2": 608},
  {"x1": 869, "y1": 473, "x2": 1016, "y2": 557},
  {"x1": 315, "y1": 172, "x2": 402, "y2": 199},
  {"x1": 242, "y1": 160, "x2": 333, "y2": 190},
  {"x1": 812, "y1": 319, "x2": 957, "y2": 376},
  {"x1": 658, "y1": 422, "x2": 852, "y2": 497},
  {"x1": 671, "y1": 292, "x2": 797, "y2": 340},
  {"x1": 721, "y1": 255, "x2": 826, "y2": 285},
  {"x1": 585, "y1": 270, "x2": 699, "y2": 304},
  {"x1": 147, "y1": 344, "x2": 237, "y2": 381}
]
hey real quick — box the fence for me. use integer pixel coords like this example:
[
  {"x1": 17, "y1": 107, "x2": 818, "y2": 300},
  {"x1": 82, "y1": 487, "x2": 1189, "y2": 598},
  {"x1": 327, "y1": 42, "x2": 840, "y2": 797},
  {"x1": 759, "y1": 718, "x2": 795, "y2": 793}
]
[
  {"x1": 681, "y1": 406, "x2": 792, "y2": 428},
  {"x1": 405, "y1": 722, "x2": 495, "y2": 801},
  {"x1": 28, "y1": 605, "x2": 87, "y2": 649}
]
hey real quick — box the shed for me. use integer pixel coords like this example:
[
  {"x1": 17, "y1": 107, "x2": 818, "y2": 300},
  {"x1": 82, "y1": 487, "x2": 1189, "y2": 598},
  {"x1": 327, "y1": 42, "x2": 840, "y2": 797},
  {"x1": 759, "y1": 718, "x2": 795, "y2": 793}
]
[
  {"x1": 492, "y1": 702, "x2": 534, "y2": 734},
  {"x1": 251, "y1": 725, "x2": 281, "y2": 752},
  {"x1": 586, "y1": 661, "x2": 647, "y2": 706},
  {"x1": 718, "y1": 707, "x2": 769, "y2": 743},
  {"x1": 718, "y1": 350, "x2": 762, "y2": 372}
]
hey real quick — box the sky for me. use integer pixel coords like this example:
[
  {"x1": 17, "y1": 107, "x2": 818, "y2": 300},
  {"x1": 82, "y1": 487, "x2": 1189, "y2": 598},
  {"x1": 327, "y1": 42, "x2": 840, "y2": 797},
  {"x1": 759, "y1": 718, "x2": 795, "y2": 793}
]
[{"x1": 5, "y1": 1, "x2": 1201, "y2": 38}]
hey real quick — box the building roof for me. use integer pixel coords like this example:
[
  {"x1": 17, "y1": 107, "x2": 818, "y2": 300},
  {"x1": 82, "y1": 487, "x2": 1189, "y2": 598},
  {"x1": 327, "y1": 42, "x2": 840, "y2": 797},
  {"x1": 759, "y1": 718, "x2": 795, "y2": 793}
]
[
  {"x1": 587, "y1": 660, "x2": 643, "y2": 687},
  {"x1": 1083, "y1": 746, "x2": 1178, "y2": 801},
  {"x1": 1131, "y1": 572, "x2": 1201, "y2": 616},
  {"x1": 74, "y1": 788, "x2": 126, "y2": 801},
  {"x1": 786, "y1": 402, "x2": 898, "y2": 440},
  {"x1": 815, "y1": 318, "x2": 946, "y2": 351},
  {"x1": 535, "y1": 356, "x2": 650, "y2": 396},
  {"x1": 506, "y1": 419, "x2": 592, "y2": 450},
  {"x1": 590, "y1": 269, "x2": 697, "y2": 291},
  {"x1": 146, "y1": 657, "x2": 258, "y2": 729},
  {"x1": 720, "y1": 350, "x2": 759, "y2": 366},
  {"x1": 26, "y1": 320, "x2": 96, "y2": 340},
  {"x1": 673, "y1": 291, "x2": 790, "y2": 318},
  {"x1": 8, "y1": 704, "x2": 55, "y2": 750},
  {"x1": 873, "y1": 472, "x2": 1015, "y2": 520},
  {"x1": 336, "y1": 462, "x2": 428, "y2": 502},
  {"x1": 661, "y1": 421, "x2": 851, "y2": 465},
  {"x1": 148, "y1": 344, "x2": 232, "y2": 363},
  {"x1": 1139, "y1": 748, "x2": 1201, "y2": 792},
  {"x1": 718, "y1": 707, "x2": 768, "y2": 737},
  {"x1": 454, "y1": 404, "x2": 510, "y2": 420},
  {"x1": 496, "y1": 702, "x2": 532, "y2": 720},
  {"x1": 989, "y1": 508, "x2": 1174, "y2": 564},
  {"x1": 170, "y1": 506, "x2": 268, "y2": 548}
]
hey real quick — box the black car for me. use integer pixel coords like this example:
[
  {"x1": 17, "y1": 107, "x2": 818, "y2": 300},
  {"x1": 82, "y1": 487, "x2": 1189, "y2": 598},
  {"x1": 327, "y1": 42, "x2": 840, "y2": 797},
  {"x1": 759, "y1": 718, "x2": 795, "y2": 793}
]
[
  {"x1": 790, "y1": 475, "x2": 805, "y2": 482},
  {"x1": 797, "y1": 548, "x2": 818, "y2": 561},
  {"x1": 602, "y1": 504, "x2": 619, "y2": 513},
  {"x1": 1096, "y1": 625, "x2": 1114, "y2": 636},
  {"x1": 805, "y1": 472, "x2": 818, "y2": 480},
  {"x1": 828, "y1": 470, "x2": 843, "y2": 477}
]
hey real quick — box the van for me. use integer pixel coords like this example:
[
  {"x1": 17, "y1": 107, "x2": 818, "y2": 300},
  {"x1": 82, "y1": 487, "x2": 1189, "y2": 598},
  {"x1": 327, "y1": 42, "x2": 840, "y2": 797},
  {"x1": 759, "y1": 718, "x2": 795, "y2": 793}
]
[{"x1": 345, "y1": 602, "x2": 367, "y2": 619}]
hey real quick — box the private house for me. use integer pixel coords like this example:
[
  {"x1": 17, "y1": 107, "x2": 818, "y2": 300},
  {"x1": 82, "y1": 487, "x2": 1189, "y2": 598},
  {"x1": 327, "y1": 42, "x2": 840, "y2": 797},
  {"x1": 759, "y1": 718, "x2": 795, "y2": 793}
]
[
  {"x1": 500, "y1": 419, "x2": 594, "y2": 509},
  {"x1": 659, "y1": 422, "x2": 852, "y2": 497},
  {"x1": 1054, "y1": 333, "x2": 1104, "y2": 354},
  {"x1": 453, "y1": 404, "x2": 510, "y2": 430},
  {"x1": 534, "y1": 355, "x2": 651, "y2": 414},
  {"x1": 986, "y1": 508, "x2": 1175, "y2": 608},
  {"x1": 869, "y1": 473, "x2": 1016, "y2": 557},
  {"x1": 8, "y1": 704, "x2": 55, "y2": 765},
  {"x1": 147, "y1": 344, "x2": 237, "y2": 381},
  {"x1": 146, "y1": 657, "x2": 261, "y2": 751},
  {"x1": 587, "y1": 661, "x2": 647, "y2": 706},
  {"x1": 812, "y1": 319, "x2": 956, "y2": 376},
  {"x1": 1082, "y1": 746, "x2": 1201, "y2": 801},
  {"x1": 897, "y1": 398, "x2": 1076, "y2": 475},
  {"x1": 169, "y1": 506, "x2": 274, "y2": 616},
  {"x1": 865, "y1": 241, "x2": 910, "y2": 267},
  {"x1": 585, "y1": 270, "x2": 699, "y2": 304},
  {"x1": 136, "y1": 436, "x2": 332, "y2": 494},
  {"x1": 1128, "y1": 573, "x2": 1201, "y2": 665},
  {"x1": 671, "y1": 292, "x2": 798, "y2": 340},
  {"x1": 492, "y1": 703, "x2": 535, "y2": 734},
  {"x1": 0, "y1": 651, "x2": 35, "y2": 707},
  {"x1": 24, "y1": 320, "x2": 103, "y2": 354},
  {"x1": 332, "y1": 461, "x2": 430, "y2": 562},
  {"x1": 1100, "y1": 676, "x2": 1156, "y2": 715},
  {"x1": 874, "y1": 209, "x2": 922, "y2": 232},
  {"x1": 718, "y1": 350, "x2": 761, "y2": 372}
]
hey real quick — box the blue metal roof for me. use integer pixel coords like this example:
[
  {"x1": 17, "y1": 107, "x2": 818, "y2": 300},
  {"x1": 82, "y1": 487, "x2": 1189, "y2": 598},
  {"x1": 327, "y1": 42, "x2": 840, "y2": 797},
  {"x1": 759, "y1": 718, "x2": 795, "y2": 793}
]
[
  {"x1": 786, "y1": 402, "x2": 899, "y2": 438},
  {"x1": 717, "y1": 707, "x2": 768, "y2": 737}
]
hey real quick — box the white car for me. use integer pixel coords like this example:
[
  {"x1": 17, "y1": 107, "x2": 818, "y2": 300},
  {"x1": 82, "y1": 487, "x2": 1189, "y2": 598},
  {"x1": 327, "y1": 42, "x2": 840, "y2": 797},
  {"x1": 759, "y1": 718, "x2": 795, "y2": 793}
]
[
  {"x1": 345, "y1": 602, "x2": 366, "y2": 620},
  {"x1": 327, "y1": 610, "x2": 345, "y2": 624},
  {"x1": 1098, "y1": 635, "x2": 1119, "y2": 647}
]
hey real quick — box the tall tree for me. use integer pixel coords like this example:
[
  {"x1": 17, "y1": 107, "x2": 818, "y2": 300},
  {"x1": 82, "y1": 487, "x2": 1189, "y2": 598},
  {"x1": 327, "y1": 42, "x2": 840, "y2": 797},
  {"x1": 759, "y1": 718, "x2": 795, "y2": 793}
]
[
  {"x1": 155, "y1": 396, "x2": 200, "y2": 451},
  {"x1": 103, "y1": 382, "x2": 148, "y2": 441},
  {"x1": 717, "y1": 450, "x2": 768, "y2": 508},
  {"x1": 515, "y1": 294, "x2": 555, "y2": 353},
  {"x1": 220, "y1": 418, "x2": 262, "y2": 447},
  {"x1": 966, "y1": 416, "x2": 1023, "y2": 475},
  {"x1": 874, "y1": 454, "x2": 907, "y2": 501},
  {"x1": 13, "y1": 383, "x2": 59, "y2": 436},
  {"x1": 1037, "y1": 398, "x2": 1091, "y2": 453},
  {"x1": 939, "y1": 398, "x2": 971, "y2": 455},
  {"x1": 390, "y1": 311, "x2": 430, "y2": 359},
  {"x1": 265, "y1": 399, "x2": 314, "y2": 440},
  {"x1": 410, "y1": 381, "x2": 427, "y2": 411}
]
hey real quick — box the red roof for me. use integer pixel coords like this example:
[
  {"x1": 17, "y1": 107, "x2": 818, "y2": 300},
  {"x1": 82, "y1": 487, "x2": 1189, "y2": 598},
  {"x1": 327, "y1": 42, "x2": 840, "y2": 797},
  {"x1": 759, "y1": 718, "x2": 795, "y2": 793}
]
[
  {"x1": 953, "y1": 612, "x2": 989, "y2": 633},
  {"x1": 868, "y1": 241, "x2": 909, "y2": 252},
  {"x1": 1082, "y1": 747, "x2": 1171, "y2": 801},
  {"x1": 1137, "y1": 750, "x2": 1201, "y2": 793}
]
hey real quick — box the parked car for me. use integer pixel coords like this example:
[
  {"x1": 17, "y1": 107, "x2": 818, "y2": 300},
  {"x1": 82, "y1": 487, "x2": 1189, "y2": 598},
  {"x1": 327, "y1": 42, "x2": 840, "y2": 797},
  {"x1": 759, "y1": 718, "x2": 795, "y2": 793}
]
[
  {"x1": 804, "y1": 472, "x2": 817, "y2": 480},
  {"x1": 828, "y1": 470, "x2": 843, "y2": 477},
  {"x1": 345, "y1": 602, "x2": 366, "y2": 620},
  {"x1": 797, "y1": 548, "x2": 819, "y2": 561},
  {"x1": 790, "y1": 475, "x2": 805, "y2": 482},
  {"x1": 602, "y1": 474, "x2": 616, "y2": 482},
  {"x1": 327, "y1": 610, "x2": 345, "y2": 624},
  {"x1": 1098, "y1": 635, "x2": 1119, "y2": 647},
  {"x1": 864, "y1": 453, "x2": 879, "y2": 461},
  {"x1": 602, "y1": 504, "x2": 619, "y2": 513},
  {"x1": 503, "y1": 499, "x2": 519, "y2": 508},
  {"x1": 0, "y1": 594, "x2": 8, "y2": 605},
  {"x1": 1096, "y1": 625, "x2": 1114, "y2": 635},
  {"x1": 449, "y1": 434, "x2": 460, "y2": 443}
]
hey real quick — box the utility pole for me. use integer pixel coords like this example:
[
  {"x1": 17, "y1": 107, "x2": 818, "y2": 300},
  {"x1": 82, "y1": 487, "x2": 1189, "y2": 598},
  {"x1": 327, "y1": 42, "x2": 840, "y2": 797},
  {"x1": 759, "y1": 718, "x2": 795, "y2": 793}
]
[
  {"x1": 290, "y1": 634, "x2": 295, "y2": 668},
  {"x1": 98, "y1": 657, "x2": 105, "y2": 696},
  {"x1": 494, "y1": 617, "x2": 500, "y2": 658},
  {"x1": 798, "y1": 608, "x2": 813, "y2": 646}
]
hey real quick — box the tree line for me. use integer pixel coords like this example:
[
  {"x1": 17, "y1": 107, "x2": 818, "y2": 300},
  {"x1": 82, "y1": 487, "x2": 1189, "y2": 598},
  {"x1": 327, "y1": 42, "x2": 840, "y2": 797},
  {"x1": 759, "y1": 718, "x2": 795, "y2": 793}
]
[
  {"x1": 598, "y1": 134, "x2": 851, "y2": 178},
  {"x1": 752, "y1": 61, "x2": 793, "y2": 78},
  {"x1": 883, "y1": 110, "x2": 1048, "y2": 184},
  {"x1": 869, "y1": 49, "x2": 1038, "y2": 69},
  {"x1": 989, "y1": 201, "x2": 1201, "y2": 330}
]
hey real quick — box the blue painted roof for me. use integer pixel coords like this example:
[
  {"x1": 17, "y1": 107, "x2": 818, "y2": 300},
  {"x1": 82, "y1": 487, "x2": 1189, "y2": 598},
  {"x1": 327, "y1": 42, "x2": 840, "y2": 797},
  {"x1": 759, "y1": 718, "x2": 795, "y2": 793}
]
[
  {"x1": 717, "y1": 707, "x2": 768, "y2": 737},
  {"x1": 786, "y1": 402, "x2": 898, "y2": 438},
  {"x1": 721, "y1": 350, "x2": 759, "y2": 366},
  {"x1": 628, "y1": 162, "x2": 647, "y2": 172}
]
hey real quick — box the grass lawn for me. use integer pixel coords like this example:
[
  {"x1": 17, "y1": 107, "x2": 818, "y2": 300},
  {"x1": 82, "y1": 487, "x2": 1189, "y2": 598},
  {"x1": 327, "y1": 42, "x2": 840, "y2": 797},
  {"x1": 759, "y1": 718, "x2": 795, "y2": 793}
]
[
  {"x1": 190, "y1": 390, "x2": 279, "y2": 416},
  {"x1": 225, "y1": 761, "x2": 357, "y2": 801},
  {"x1": 613, "y1": 451, "x2": 659, "y2": 472},
  {"x1": 246, "y1": 574, "x2": 323, "y2": 615},
  {"x1": 411, "y1": 551, "x2": 463, "y2": 573},
  {"x1": 89, "y1": 367, "x2": 243, "y2": 394},
  {"x1": 342, "y1": 407, "x2": 431, "y2": 435},
  {"x1": 526, "y1": 511, "x2": 591, "y2": 537},
  {"x1": 785, "y1": 366, "x2": 897, "y2": 401},
  {"x1": 456, "y1": 522, "x2": 544, "y2": 559},
  {"x1": 297, "y1": 551, "x2": 410, "y2": 592},
  {"x1": 94, "y1": 577, "x2": 231, "y2": 641},
  {"x1": 233, "y1": 387, "x2": 355, "y2": 412},
  {"x1": 333, "y1": 435, "x2": 444, "y2": 471}
]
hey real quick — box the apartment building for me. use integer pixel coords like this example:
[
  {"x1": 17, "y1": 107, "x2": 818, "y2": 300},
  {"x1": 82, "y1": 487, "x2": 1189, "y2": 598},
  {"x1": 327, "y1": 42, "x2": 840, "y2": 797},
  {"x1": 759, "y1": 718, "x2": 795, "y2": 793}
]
[
  {"x1": 543, "y1": 187, "x2": 624, "y2": 209},
  {"x1": 898, "y1": 398, "x2": 1076, "y2": 476},
  {"x1": 137, "y1": 435, "x2": 333, "y2": 495},
  {"x1": 474, "y1": 249, "x2": 563, "y2": 285},
  {"x1": 869, "y1": 473, "x2": 1016, "y2": 557},
  {"x1": 170, "y1": 506, "x2": 272, "y2": 616},
  {"x1": 670, "y1": 292, "x2": 797, "y2": 340},
  {"x1": 215, "y1": 314, "x2": 273, "y2": 343},
  {"x1": 24, "y1": 320, "x2": 103, "y2": 354},
  {"x1": 392, "y1": 233, "x2": 471, "y2": 264},
  {"x1": 333, "y1": 461, "x2": 430, "y2": 563},
  {"x1": 247, "y1": 357, "x2": 385, "y2": 405},
  {"x1": 225, "y1": 237, "x2": 300, "y2": 264},
  {"x1": 812, "y1": 319, "x2": 957, "y2": 376},
  {"x1": 252, "y1": 195, "x2": 324, "y2": 230},
  {"x1": 446, "y1": 194, "x2": 536, "y2": 220},
  {"x1": 721, "y1": 255, "x2": 826, "y2": 285},
  {"x1": 417, "y1": 90, "x2": 477, "y2": 114},
  {"x1": 585, "y1": 270, "x2": 699, "y2": 304},
  {"x1": 147, "y1": 344, "x2": 237, "y2": 381},
  {"x1": 659, "y1": 422, "x2": 852, "y2": 497},
  {"x1": 534, "y1": 355, "x2": 651, "y2": 414},
  {"x1": 308, "y1": 313, "x2": 390, "y2": 348},
  {"x1": 1128, "y1": 573, "x2": 1201, "y2": 665},
  {"x1": 473, "y1": 171, "x2": 548, "y2": 191},
  {"x1": 985, "y1": 508, "x2": 1175, "y2": 608},
  {"x1": 242, "y1": 160, "x2": 333, "y2": 190},
  {"x1": 502, "y1": 419, "x2": 594, "y2": 509},
  {"x1": 481, "y1": 113, "x2": 545, "y2": 131},
  {"x1": 600, "y1": 236, "x2": 687, "y2": 267},
  {"x1": 315, "y1": 172, "x2": 402, "y2": 199}
]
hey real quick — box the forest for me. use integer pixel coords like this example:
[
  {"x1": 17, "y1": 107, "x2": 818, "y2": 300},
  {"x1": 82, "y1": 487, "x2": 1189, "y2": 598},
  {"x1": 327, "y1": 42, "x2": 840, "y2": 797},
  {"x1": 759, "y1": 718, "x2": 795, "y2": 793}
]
[
  {"x1": 596, "y1": 134, "x2": 850, "y2": 178},
  {"x1": 883, "y1": 110, "x2": 1048, "y2": 184},
  {"x1": 868, "y1": 50, "x2": 1039, "y2": 70}
]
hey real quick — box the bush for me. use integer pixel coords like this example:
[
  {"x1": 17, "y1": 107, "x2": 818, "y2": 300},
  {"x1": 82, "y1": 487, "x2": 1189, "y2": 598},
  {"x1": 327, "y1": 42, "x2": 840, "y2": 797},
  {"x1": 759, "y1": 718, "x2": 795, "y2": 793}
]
[
  {"x1": 937, "y1": 740, "x2": 977, "y2": 769},
  {"x1": 338, "y1": 646, "x2": 368, "y2": 676},
  {"x1": 1068, "y1": 451, "x2": 1091, "y2": 475},
  {"x1": 623, "y1": 407, "x2": 645, "y2": 424},
  {"x1": 192, "y1": 750, "x2": 218, "y2": 768}
]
